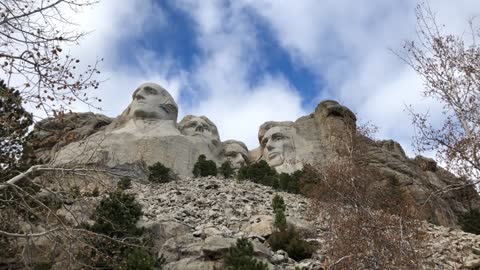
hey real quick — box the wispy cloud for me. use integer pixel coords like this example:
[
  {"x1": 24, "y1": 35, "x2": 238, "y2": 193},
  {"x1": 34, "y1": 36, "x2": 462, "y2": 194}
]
[{"x1": 63, "y1": 0, "x2": 479, "y2": 155}]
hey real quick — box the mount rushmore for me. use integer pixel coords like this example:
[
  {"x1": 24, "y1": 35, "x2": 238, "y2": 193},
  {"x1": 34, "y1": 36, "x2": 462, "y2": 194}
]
[{"x1": 28, "y1": 82, "x2": 479, "y2": 227}]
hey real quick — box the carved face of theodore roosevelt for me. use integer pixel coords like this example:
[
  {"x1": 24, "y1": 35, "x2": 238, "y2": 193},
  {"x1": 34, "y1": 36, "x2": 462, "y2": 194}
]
[
  {"x1": 128, "y1": 83, "x2": 178, "y2": 121},
  {"x1": 223, "y1": 140, "x2": 249, "y2": 169},
  {"x1": 261, "y1": 125, "x2": 295, "y2": 167}
]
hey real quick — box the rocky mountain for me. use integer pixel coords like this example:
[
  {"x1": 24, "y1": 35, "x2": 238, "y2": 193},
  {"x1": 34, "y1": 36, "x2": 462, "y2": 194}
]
[
  {"x1": 28, "y1": 82, "x2": 480, "y2": 228},
  {"x1": 49, "y1": 175, "x2": 479, "y2": 270}
]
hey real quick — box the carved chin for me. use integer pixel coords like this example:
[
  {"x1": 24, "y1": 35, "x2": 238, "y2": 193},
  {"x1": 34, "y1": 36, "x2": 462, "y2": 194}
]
[{"x1": 267, "y1": 154, "x2": 283, "y2": 167}]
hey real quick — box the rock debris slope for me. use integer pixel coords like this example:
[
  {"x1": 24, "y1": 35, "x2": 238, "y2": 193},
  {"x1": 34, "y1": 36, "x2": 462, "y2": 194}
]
[{"x1": 118, "y1": 176, "x2": 480, "y2": 270}]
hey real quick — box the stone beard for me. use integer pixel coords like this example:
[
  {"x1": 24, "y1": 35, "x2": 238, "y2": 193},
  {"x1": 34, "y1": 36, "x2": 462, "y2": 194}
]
[
  {"x1": 260, "y1": 125, "x2": 296, "y2": 169},
  {"x1": 222, "y1": 140, "x2": 249, "y2": 169},
  {"x1": 127, "y1": 83, "x2": 178, "y2": 122}
]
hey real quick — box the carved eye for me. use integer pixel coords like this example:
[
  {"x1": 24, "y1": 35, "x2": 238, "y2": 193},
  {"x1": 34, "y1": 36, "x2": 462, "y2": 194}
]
[
  {"x1": 188, "y1": 122, "x2": 197, "y2": 128},
  {"x1": 273, "y1": 135, "x2": 282, "y2": 141},
  {"x1": 144, "y1": 86, "x2": 158, "y2": 95}
]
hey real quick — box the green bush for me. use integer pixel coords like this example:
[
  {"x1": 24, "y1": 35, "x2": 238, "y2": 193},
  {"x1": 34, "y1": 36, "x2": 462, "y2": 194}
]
[
  {"x1": 272, "y1": 195, "x2": 287, "y2": 231},
  {"x1": 268, "y1": 195, "x2": 313, "y2": 261},
  {"x1": 192, "y1": 154, "x2": 217, "y2": 177},
  {"x1": 278, "y1": 173, "x2": 300, "y2": 194},
  {"x1": 272, "y1": 194, "x2": 286, "y2": 213},
  {"x1": 268, "y1": 227, "x2": 314, "y2": 261},
  {"x1": 118, "y1": 176, "x2": 132, "y2": 190},
  {"x1": 224, "y1": 238, "x2": 268, "y2": 270},
  {"x1": 237, "y1": 160, "x2": 276, "y2": 183},
  {"x1": 122, "y1": 248, "x2": 160, "y2": 270},
  {"x1": 148, "y1": 162, "x2": 174, "y2": 183},
  {"x1": 220, "y1": 161, "x2": 235, "y2": 178},
  {"x1": 237, "y1": 161, "x2": 303, "y2": 194},
  {"x1": 33, "y1": 263, "x2": 53, "y2": 270},
  {"x1": 90, "y1": 191, "x2": 143, "y2": 238},
  {"x1": 458, "y1": 208, "x2": 480, "y2": 235}
]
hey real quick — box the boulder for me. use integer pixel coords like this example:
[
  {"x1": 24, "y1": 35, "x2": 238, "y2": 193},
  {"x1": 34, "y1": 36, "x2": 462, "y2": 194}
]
[{"x1": 244, "y1": 215, "x2": 274, "y2": 237}]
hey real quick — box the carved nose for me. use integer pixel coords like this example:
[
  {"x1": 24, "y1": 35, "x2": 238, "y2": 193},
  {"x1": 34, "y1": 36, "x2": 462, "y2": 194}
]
[
  {"x1": 195, "y1": 126, "x2": 204, "y2": 132},
  {"x1": 266, "y1": 141, "x2": 274, "y2": 151}
]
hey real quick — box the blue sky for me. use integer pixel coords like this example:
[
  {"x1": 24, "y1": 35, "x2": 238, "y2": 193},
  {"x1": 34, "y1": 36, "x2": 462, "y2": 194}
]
[{"x1": 66, "y1": 0, "x2": 480, "y2": 155}]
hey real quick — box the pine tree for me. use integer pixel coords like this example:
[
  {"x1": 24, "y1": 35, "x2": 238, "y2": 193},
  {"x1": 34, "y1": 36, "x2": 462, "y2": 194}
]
[
  {"x1": 224, "y1": 238, "x2": 268, "y2": 270},
  {"x1": 0, "y1": 80, "x2": 33, "y2": 180}
]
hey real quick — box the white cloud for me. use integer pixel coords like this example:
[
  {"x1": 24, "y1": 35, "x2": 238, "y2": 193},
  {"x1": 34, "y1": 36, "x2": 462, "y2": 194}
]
[
  {"x1": 172, "y1": 0, "x2": 306, "y2": 148},
  {"x1": 241, "y1": 0, "x2": 480, "y2": 157},
  {"x1": 55, "y1": 0, "x2": 479, "y2": 156}
]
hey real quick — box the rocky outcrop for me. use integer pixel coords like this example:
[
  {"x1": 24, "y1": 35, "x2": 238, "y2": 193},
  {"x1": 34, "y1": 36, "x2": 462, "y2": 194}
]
[
  {"x1": 47, "y1": 83, "x2": 225, "y2": 176},
  {"x1": 53, "y1": 175, "x2": 480, "y2": 270},
  {"x1": 27, "y1": 112, "x2": 112, "y2": 163},
  {"x1": 362, "y1": 139, "x2": 480, "y2": 227},
  {"x1": 30, "y1": 82, "x2": 478, "y2": 227}
]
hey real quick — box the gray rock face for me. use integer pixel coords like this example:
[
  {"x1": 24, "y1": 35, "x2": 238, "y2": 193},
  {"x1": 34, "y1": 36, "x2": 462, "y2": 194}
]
[
  {"x1": 27, "y1": 112, "x2": 112, "y2": 163},
  {"x1": 37, "y1": 82, "x2": 478, "y2": 227},
  {"x1": 362, "y1": 139, "x2": 480, "y2": 227},
  {"x1": 40, "y1": 170, "x2": 480, "y2": 270},
  {"x1": 254, "y1": 100, "x2": 357, "y2": 174},
  {"x1": 252, "y1": 100, "x2": 479, "y2": 227},
  {"x1": 222, "y1": 140, "x2": 249, "y2": 169},
  {"x1": 49, "y1": 83, "x2": 224, "y2": 176}
]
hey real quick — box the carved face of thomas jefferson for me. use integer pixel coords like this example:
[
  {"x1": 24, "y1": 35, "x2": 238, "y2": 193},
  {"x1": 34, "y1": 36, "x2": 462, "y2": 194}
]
[
  {"x1": 222, "y1": 140, "x2": 249, "y2": 169},
  {"x1": 128, "y1": 83, "x2": 178, "y2": 121},
  {"x1": 261, "y1": 125, "x2": 295, "y2": 167}
]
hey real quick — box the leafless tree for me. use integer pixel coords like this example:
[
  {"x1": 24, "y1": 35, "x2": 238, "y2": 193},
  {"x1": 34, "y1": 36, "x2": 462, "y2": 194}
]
[
  {"x1": 307, "y1": 122, "x2": 424, "y2": 269},
  {"x1": 399, "y1": 3, "x2": 480, "y2": 191},
  {"x1": 0, "y1": 0, "x2": 103, "y2": 116}
]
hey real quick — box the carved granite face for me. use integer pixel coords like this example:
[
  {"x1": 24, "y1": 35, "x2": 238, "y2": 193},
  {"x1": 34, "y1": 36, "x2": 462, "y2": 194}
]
[
  {"x1": 181, "y1": 117, "x2": 212, "y2": 137},
  {"x1": 128, "y1": 83, "x2": 178, "y2": 121},
  {"x1": 178, "y1": 115, "x2": 220, "y2": 142},
  {"x1": 223, "y1": 141, "x2": 249, "y2": 169},
  {"x1": 261, "y1": 126, "x2": 295, "y2": 167}
]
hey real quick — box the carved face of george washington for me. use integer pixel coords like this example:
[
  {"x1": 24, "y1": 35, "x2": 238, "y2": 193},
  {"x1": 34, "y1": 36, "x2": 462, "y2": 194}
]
[{"x1": 128, "y1": 83, "x2": 178, "y2": 121}]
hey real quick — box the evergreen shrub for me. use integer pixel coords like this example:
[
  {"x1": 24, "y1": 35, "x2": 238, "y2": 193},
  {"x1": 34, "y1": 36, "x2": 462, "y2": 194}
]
[
  {"x1": 220, "y1": 161, "x2": 235, "y2": 178},
  {"x1": 193, "y1": 154, "x2": 217, "y2": 177},
  {"x1": 224, "y1": 238, "x2": 268, "y2": 270},
  {"x1": 117, "y1": 176, "x2": 132, "y2": 190},
  {"x1": 458, "y1": 208, "x2": 480, "y2": 235},
  {"x1": 148, "y1": 162, "x2": 174, "y2": 183}
]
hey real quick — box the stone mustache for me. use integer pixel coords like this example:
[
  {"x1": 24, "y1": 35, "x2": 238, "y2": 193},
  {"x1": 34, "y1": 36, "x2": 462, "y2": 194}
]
[{"x1": 50, "y1": 82, "x2": 357, "y2": 176}]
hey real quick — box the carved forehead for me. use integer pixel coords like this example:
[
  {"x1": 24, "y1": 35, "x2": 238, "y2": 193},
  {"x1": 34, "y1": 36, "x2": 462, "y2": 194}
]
[
  {"x1": 132, "y1": 83, "x2": 172, "y2": 99},
  {"x1": 223, "y1": 140, "x2": 248, "y2": 154},
  {"x1": 263, "y1": 126, "x2": 295, "y2": 139},
  {"x1": 179, "y1": 115, "x2": 214, "y2": 127},
  {"x1": 178, "y1": 115, "x2": 220, "y2": 138},
  {"x1": 258, "y1": 121, "x2": 295, "y2": 143}
]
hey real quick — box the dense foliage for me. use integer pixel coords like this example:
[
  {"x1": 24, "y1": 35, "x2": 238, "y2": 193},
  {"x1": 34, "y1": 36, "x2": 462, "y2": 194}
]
[
  {"x1": 0, "y1": 80, "x2": 33, "y2": 180},
  {"x1": 268, "y1": 195, "x2": 313, "y2": 261},
  {"x1": 90, "y1": 191, "x2": 143, "y2": 237},
  {"x1": 117, "y1": 176, "x2": 132, "y2": 190},
  {"x1": 458, "y1": 208, "x2": 480, "y2": 235},
  {"x1": 219, "y1": 161, "x2": 235, "y2": 178},
  {"x1": 84, "y1": 190, "x2": 163, "y2": 269},
  {"x1": 224, "y1": 238, "x2": 268, "y2": 270},
  {"x1": 193, "y1": 154, "x2": 218, "y2": 177},
  {"x1": 237, "y1": 160, "x2": 302, "y2": 194},
  {"x1": 148, "y1": 162, "x2": 175, "y2": 183}
]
